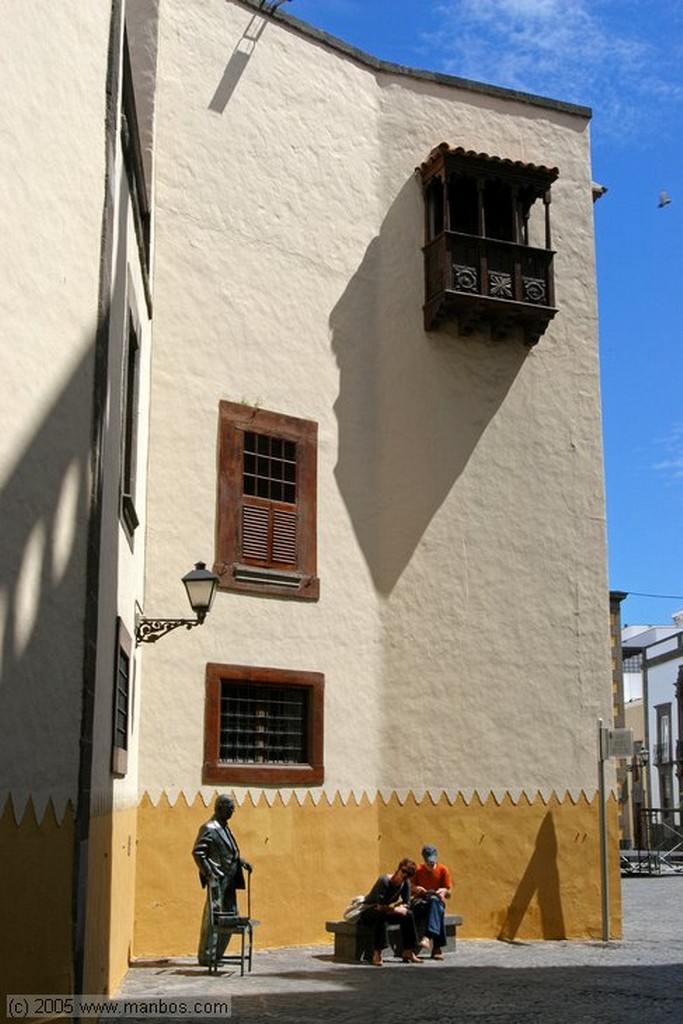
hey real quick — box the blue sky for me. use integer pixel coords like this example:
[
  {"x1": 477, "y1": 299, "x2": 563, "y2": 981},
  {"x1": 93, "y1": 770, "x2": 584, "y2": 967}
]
[{"x1": 286, "y1": 0, "x2": 683, "y2": 627}]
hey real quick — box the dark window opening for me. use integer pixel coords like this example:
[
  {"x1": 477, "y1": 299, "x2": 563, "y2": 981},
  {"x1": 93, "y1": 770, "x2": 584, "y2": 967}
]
[
  {"x1": 426, "y1": 178, "x2": 444, "y2": 240},
  {"x1": 483, "y1": 179, "x2": 514, "y2": 241},
  {"x1": 448, "y1": 176, "x2": 478, "y2": 235},
  {"x1": 120, "y1": 308, "x2": 140, "y2": 537},
  {"x1": 112, "y1": 619, "x2": 133, "y2": 776},
  {"x1": 219, "y1": 681, "x2": 308, "y2": 764},
  {"x1": 243, "y1": 431, "x2": 297, "y2": 504},
  {"x1": 121, "y1": 30, "x2": 151, "y2": 276}
]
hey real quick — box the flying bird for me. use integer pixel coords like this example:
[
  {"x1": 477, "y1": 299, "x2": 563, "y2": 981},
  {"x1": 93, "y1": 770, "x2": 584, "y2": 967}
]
[{"x1": 658, "y1": 190, "x2": 672, "y2": 208}]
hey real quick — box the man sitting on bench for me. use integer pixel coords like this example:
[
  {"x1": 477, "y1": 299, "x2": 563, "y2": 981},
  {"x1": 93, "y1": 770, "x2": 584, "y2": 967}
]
[{"x1": 410, "y1": 844, "x2": 452, "y2": 960}]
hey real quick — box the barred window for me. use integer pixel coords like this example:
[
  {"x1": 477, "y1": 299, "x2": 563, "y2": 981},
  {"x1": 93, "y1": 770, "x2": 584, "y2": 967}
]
[
  {"x1": 220, "y1": 683, "x2": 307, "y2": 764},
  {"x1": 204, "y1": 663, "x2": 324, "y2": 786}
]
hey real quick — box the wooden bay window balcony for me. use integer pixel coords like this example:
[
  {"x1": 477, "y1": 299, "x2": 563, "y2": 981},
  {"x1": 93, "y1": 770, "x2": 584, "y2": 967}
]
[
  {"x1": 420, "y1": 144, "x2": 559, "y2": 345},
  {"x1": 424, "y1": 230, "x2": 556, "y2": 344}
]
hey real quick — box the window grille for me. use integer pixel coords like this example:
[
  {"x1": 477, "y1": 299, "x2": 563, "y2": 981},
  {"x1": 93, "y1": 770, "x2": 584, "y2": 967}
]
[
  {"x1": 220, "y1": 682, "x2": 307, "y2": 764},
  {"x1": 114, "y1": 648, "x2": 130, "y2": 751},
  {"x1": 243, "y1": 432, "x2": 297, "y2": 504}
]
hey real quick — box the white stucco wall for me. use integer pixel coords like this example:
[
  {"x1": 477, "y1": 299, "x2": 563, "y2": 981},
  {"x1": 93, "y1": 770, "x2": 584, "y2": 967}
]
[
  {"x1": 139, "y1": 0, "x2": 611, "y2": 804},
  {"x1": 85, "y1": 1, "x2": 157, "y2": 818},
  {"x1": 0, "y1": 0, "x2": 113, "y2": 821}
]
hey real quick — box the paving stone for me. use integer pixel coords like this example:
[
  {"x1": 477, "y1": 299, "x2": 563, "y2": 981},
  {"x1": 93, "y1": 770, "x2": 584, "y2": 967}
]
[{"x1": 115, "y1": 878, "x2": 683, "y2": 1022}]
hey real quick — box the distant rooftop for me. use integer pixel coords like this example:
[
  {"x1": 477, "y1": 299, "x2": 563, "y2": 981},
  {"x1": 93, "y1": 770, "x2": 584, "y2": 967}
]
[{"x1": 622, "y1": 624, "x2": 681, "y2": 650}]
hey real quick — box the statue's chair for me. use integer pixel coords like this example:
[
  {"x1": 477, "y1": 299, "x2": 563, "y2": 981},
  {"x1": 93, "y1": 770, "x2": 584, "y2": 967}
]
[{"x1": 206, "y1": 872, "x2": 259, "y2": 975}]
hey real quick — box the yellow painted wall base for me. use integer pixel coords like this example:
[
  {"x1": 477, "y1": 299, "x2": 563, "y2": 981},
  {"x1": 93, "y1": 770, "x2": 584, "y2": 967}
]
[
  {"x1": 0, "y1": 799, "x2": 74, "y2": 1001},
  {"x1": 82, "y1": 805, "x2": 139, "y2": 997},
  {"x1": 0, "y1": 800, "x2": 138, "y2": 1003},
  {"x1": 134, "y1": 790, "x2": 622, "y2": 957}
]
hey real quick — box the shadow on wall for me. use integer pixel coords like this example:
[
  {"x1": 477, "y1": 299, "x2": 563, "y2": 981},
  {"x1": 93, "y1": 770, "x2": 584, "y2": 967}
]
[
  {"x1": 209, "y1": 12, "x2": 268, "y2": 113},
  {"x1": 0, "y1": 344, "x2": 95, "y2": 810},
  {"x1": 498, "y1": 811, "x2": 566, "y2": 940},
  {"x1": 330, "y1": 175, "x2": 529, "y2": 595},
  {"x1": 0, "y1": 338, "x2": 94, "y2": 997}
]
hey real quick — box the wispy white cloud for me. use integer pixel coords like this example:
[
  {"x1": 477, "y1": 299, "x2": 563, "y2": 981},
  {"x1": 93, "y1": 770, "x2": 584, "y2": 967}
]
[
  {"x1": 653, "y1": 423, "x2": 683, "y2": 483},
  {"x1": 425, "y1": 0, "x2": 683, "y2": 145}
]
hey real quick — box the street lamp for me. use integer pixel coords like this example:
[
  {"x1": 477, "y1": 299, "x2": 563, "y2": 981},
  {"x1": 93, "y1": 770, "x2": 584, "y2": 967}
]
[
  {"x1": 136, "y1": 562, "x2": 219, "y2": 645},
  {"x1": 638, "y1": 748, "x2": 651, "y2": 867},
  {"x1": 627, "y1": 747, "x2": 650, "y2": 870}
]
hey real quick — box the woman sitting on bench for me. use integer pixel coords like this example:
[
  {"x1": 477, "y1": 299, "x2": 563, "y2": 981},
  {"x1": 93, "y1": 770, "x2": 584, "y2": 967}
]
[{"x1": 360, "y1": 858, "x2": 421, "y2": 966}]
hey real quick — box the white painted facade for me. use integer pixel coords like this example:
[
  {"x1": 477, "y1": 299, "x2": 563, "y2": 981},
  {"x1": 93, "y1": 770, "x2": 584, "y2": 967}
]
[
  {"x1": 644, "y1": 632, "x2": 683, "y2": 810},
  {"x1": 0, "y1": 0, "x2": 157, "y2": 996},
  {"x1": 0, "y1": 0, "x2": 110, "y2": 822},
  {"x1": 140, "y1": 0, "x2": 611, "y2": 806},
  {"x1": 2, "y1": 0, "x2": 620, "y2": 990}
]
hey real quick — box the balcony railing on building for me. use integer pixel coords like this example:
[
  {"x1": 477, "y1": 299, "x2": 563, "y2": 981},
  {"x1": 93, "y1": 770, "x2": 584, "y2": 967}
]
[
  {"x1": 653, "y1": 741, "x2": 673, "y2": 766},
  {"x1": 423, "y1": 231, "x2": 555, "y2": 343},
  {"x1": 419, "y1": 144, "x2": 558, "y2": 345}
]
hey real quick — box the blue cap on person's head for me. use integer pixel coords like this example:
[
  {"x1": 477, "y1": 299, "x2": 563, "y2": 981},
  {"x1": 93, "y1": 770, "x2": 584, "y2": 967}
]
[{"x1": 422, "y1": 844, "x2": 437, "y2": 865}]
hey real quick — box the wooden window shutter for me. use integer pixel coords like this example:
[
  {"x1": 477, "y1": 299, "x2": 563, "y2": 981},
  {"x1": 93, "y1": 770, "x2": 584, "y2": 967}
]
[
  {"x1": 242, "y1": 504, "x2": 270, "y2": 561},
  {"x1": 272, "y1": 508, "x2": 297, "y2": 564},
  {"x1": 241, "y1": 504, "x2": 298, "y2": 566}
]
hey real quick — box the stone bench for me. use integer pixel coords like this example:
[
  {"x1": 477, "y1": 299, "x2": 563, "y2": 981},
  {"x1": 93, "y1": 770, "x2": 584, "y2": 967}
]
[{"x1": 325, "y1": 914, "x2": 463, "y2": 962}]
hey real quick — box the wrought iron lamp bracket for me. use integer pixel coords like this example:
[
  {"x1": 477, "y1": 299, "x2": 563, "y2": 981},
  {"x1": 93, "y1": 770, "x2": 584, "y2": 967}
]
[{"x1": 135, "y1": 616, "x2": 201, "y2": 646}]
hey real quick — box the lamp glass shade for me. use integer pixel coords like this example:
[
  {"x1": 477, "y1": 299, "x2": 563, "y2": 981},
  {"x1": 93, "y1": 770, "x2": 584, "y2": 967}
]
[{"x1": 182, "y1": 562, "x2": 219, "y2": 619}]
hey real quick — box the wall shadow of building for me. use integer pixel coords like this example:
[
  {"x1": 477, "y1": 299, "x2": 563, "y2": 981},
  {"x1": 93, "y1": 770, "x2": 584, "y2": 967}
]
[
  {"x1": 0, "y1": 338, "x2": 100, "y2": 996},
  {"x1": 330, "y1": 174, "x2": 529, "y2": 597},
  {"x1": 498, "y1": 810, "x2": 566, "y2": 940}
]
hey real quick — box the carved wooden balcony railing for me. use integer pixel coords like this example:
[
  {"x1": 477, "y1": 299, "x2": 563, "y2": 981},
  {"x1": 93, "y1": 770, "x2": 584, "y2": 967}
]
[{"x1": 423, "y1": 230, "x2": 557, "y2": 345}]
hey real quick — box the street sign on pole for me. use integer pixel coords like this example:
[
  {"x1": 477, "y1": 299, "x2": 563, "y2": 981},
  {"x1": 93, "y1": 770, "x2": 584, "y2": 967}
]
[
  {"x1": 597, "y1": 723, "x2": 633, "y2": 942},
  {"x1": 607, "y1": 728, "x2": 634, "y2": 759}
]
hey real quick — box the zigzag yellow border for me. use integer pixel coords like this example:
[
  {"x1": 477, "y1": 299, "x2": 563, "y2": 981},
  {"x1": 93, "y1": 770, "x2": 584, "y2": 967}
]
[{"x1": 1, "y1": 786, "x2": 607, "y2": 827}]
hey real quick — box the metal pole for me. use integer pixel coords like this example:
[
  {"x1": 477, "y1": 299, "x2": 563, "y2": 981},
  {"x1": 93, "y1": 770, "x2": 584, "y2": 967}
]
[{"x1": 598, "y1": 719, "x2": 610, "y2": 942}]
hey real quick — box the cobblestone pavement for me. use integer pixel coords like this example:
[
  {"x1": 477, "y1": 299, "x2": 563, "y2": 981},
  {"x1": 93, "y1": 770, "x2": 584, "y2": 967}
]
[{"x1": 116, "y1": 878, "x2": 683, "y2": 1022}]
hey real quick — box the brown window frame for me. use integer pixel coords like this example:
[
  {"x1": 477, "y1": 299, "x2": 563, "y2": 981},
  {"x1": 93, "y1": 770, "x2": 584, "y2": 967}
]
[
  {"x1": 215, "y1": 402, "x2": 319, "y2": 599},
  {"x1": 203, "y1": 663, "x2": 324, "y2": 786},
  {"x1": 111, "y1": 618, "x2": 133, "y2": 776}
]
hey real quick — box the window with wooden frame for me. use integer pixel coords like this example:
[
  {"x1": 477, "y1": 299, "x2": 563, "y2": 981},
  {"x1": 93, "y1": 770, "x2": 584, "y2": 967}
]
[
  {"x1": 111, "y1": 619, "x2": 133, "y2": 776},
  {"x1": 215, "y1": 402, "x2": 319, "y2": 599},
  {"x1": 203, "y1": 663, "x2": 324, "y2": 786},
  {"x1": 655, "y1": 704, "x2": 672, "y2": 766},
  {"x1": 120, "y1": 305, "x2": 141, "y2": 538}
]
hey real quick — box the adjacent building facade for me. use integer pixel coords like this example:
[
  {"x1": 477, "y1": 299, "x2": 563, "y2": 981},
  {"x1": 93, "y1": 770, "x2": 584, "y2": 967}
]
[
  {"x1": 1, "y1": 0, "x2": 617, "y2": 1000},
  {"x1": 616, "y1": 614, "x2": 683, "y2": 850},
  {"x1": 641, "y1": 625, "x2": 683, "y2": 823}
]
